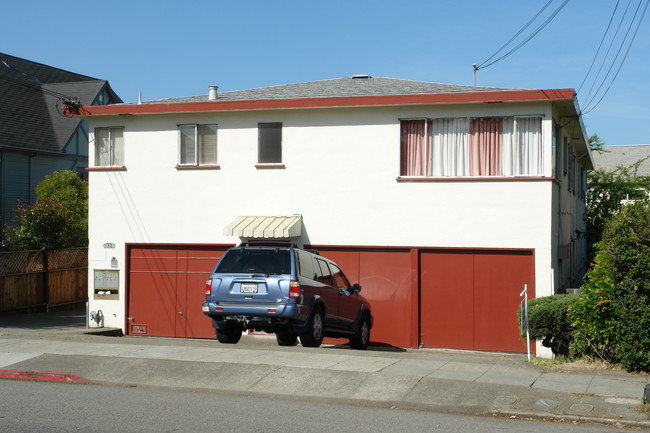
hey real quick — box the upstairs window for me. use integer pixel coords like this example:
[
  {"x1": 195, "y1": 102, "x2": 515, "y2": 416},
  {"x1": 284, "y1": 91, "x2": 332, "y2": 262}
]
[
  {"x1": 95, "y1": 127, "x2": 124, "y2": 167},
  {"x1": 258, "y1": 122, "x2": 282, "y2": 164},
  {"x1": 179, "y1": 124, "x2": 217, "y2": 166},
  {"x1": 400, "y1": 116, "x2": 542, "y2": 177}
]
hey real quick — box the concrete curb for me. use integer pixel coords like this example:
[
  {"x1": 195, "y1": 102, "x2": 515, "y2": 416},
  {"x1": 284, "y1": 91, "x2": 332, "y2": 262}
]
[
  {"x1": 492, "y1": 409, "x2": 650, "y2": 429},
  {"x1": 0, "y1": 368, "x2": 92, "y2": 383}
]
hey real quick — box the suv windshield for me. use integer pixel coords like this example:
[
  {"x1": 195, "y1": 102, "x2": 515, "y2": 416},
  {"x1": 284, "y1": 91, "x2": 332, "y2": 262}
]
[{"x1": 215, "y1": 249, "x2": 291, "y2": 274}]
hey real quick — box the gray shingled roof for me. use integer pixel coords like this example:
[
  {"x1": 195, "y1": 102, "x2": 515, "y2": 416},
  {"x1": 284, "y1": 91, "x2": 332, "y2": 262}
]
[
  {"x1": 140, "y1": 76, "x2": 520, "y2": 104},
  {"x1": 592, "y1": 145, "x2": 650, "y2": 176},
  {"x1": 0, "y1": 53, "x2": 121, "y2": 153}
]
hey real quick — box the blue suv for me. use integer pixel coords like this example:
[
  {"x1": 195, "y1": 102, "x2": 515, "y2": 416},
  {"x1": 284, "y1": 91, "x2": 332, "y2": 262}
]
[{"x1": 202, "y1": 243, "x2": 372, "y2": 349}]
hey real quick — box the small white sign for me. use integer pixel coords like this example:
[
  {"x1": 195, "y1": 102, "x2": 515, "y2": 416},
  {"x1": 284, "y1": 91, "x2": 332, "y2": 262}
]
[{"x1": 103, "y1": 243, "x2": 115, "y2": 249}]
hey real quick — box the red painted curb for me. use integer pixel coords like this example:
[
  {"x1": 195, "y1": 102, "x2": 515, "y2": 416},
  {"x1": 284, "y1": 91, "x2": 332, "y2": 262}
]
[{"x1": 0, "y1": 369, "x2": 91, "y2": 382}]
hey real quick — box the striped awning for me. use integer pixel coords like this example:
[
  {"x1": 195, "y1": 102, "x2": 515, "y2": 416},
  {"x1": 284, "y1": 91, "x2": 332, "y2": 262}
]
[{"x1": 224, "y1": 215, "x2": 302, "y2": 239}]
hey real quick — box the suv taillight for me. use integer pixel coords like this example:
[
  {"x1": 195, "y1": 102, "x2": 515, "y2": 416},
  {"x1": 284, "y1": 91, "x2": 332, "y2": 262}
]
[
  {"x1": 289, "y1": 280, "x2": 301, "y2": 299},
  {"x1": 204, "y1": 279, "x2": 212, "y2": 296}
]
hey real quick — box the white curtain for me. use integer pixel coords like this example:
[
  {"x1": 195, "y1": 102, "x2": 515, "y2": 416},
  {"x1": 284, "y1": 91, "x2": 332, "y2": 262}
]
[
  {"x1": 96, "y1": 127, "x2": 123, "y2": 166},
  {"x1": 501, "y1": 118, "x2": 514, "y2": 176},
  {"x1": 431, "y1": 118, "x2": 468, "y2": 176},
  {"x1": 112, "y1": 128, "x2": 125, "y2": 166},
  {"x1": 95, "y1": 128, "x2": 111, "y2": 166},
  {"x1": 513, "y1": 117, "x2": 542, "y2": 175}
]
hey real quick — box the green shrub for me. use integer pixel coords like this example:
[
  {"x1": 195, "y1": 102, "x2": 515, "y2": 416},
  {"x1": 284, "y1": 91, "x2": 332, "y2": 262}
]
[
  {"x1": 521, "y1": 294, "x2": 580, "y2": 356},
  {"x1": 570, "y1": 201, "x2": 650, "y2": 372}
]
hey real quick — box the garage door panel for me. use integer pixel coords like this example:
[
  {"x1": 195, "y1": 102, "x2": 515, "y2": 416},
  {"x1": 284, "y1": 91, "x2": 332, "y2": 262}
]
[
  {"x1": 318, "y1": 248, "x2": 412, "y2": 348},
  {"x1": 420, "y1": 251, "x2": 474, "y2": 349},
  {"x1": 359, "y1": 250, "x2": 412, "y2": 348},
  {"x1": 129, "y1": 271, "x2": 177, "y2": 337},
  {"x1": 473, "y1": 251, "x2": 534, "y2": 353},
  {"x1": 127, "y1": 245, "x2": 230, "y2": 339}
]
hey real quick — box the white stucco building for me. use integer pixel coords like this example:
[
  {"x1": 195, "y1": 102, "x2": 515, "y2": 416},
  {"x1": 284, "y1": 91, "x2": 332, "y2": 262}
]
[{"x1": 81, "y1": 76, "x2": 592, "y2": 355}]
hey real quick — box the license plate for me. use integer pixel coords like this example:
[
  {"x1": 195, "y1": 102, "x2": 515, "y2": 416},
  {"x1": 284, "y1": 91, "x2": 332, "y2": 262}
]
[{"x1": 240, "y1": 283, "x2": 258, "y2": 293}]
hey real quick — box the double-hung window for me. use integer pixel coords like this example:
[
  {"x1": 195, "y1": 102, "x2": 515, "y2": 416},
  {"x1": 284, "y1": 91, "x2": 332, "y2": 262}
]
[
  {"x1": 400, "y1": 116, "x2": 542, "y2": 177},
  {"x1": 258, "y1": 122, "x2": 282, "y2": 164},
  {"x1": 95, "y1": 127, "x2": 124, "y2": 167},
  {"x1": 179, "y1": 124, "x2": 217, "y2": 166}
]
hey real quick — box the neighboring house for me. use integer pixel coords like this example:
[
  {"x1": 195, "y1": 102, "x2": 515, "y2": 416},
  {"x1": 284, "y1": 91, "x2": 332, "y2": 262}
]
[
  {"x1": 80, "y1": 76, "x2": 592, "y2": 356},
  {"x1": 0, "y1": 52, "x2": 121, "y2": 233},
  {"x1": 592, "y1": 144, "x2": 650, "y2": 176},
  {"x1": 591, "y1": 144, "x2": 650, "y2": 203}
]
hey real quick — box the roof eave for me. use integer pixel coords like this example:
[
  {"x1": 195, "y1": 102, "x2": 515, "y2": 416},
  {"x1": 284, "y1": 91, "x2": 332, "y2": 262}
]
[{"x1": 78, "y1": 88, "x2": 577, "y2": 117}]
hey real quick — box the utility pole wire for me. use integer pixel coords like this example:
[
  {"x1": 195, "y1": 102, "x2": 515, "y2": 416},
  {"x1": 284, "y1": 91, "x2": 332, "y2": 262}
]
[
  {"x1": 475, "y1": 0, "x2": 570, "y2": 71},
  {"x1": 582, "y1": 0, "x2": 635, "y2": 105},
  {"x1": 581, "y1": 0, "x2": 649, "y2": 115},
  {"x1": 576, "y1": 0, "x2": 621, "y2": 94}
]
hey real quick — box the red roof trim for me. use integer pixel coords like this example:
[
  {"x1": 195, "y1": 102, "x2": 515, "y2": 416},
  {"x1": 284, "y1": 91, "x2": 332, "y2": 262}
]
[{"x1": 80, "y1": 88, "x2": 576, "y2": 116}]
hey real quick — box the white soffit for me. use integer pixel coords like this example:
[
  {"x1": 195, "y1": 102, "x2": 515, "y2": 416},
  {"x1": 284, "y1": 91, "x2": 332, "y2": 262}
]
[{"x1": 224, "y1": 215, "x2": 302, "y2": 239}]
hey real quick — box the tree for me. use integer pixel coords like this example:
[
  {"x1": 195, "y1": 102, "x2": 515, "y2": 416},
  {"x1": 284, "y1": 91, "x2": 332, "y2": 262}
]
[
  {"x1": 585, "y1": 157, "x2": 650, "y2": 262},
  {"x1": 571, "y1": 200, "x2": 650, "y2": 371},
  {"x1": 3, "y1": 170, "x2": 88, "y2": 250}
]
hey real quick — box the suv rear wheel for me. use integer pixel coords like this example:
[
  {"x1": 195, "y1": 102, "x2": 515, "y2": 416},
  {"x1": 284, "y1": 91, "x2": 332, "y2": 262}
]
[
  {"x1": 299, "y1": 307, "x2": 324, "y2": 348},
  {"x1": 215, "y1": 322, "x2": 242, "y2": 344},
  {"x1": 275, "y1": 330, "x2": 297, "y2": 346}
]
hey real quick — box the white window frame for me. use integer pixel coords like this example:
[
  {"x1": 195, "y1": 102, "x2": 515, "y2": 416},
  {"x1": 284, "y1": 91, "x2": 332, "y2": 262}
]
[
  {"x1": 178, "y1": 124, "x2": 218, "y2": 166},
  {"x1": 94, "y1": 126, "x2": 124, "y2": 167}
]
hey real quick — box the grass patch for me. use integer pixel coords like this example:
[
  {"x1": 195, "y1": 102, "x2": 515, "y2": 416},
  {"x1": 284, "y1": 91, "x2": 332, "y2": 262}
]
[{"x1": 529, "y1": 355, "x2": 619, "y2": 372}]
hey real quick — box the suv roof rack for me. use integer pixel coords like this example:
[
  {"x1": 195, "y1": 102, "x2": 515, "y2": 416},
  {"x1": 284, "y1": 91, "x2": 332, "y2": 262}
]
[{"x1": 238, "y1": 240, "x2": 299, "y2": 248}]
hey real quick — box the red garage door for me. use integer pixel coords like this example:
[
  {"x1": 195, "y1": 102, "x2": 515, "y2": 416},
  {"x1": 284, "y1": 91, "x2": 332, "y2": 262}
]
[
  {"x1": 127, "y1": 245, "x2": 230, "y2": 338},
  {"x1": 316, "y1": 247, "x2": 415, "y2": 348},
  {"x1": 420, "y1": 249, "x2": 535, "y2": 353}
]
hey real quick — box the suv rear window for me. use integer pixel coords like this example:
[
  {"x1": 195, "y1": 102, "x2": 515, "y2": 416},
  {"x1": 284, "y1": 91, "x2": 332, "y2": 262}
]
[{"x1": 215, "y1": 249, "x2": 291, "y2": 274}]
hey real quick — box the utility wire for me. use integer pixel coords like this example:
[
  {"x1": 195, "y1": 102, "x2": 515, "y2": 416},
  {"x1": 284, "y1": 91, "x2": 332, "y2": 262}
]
[
  {"x1": 581, "y1": 0, "x2": 634, "y2": 105},
  {"x1": 476, "y1": 0, "x2": 571, "y2": 71},
  {"x1": 1, "y1": 59, "x2": 74, "y2": 100},
  {"x1": 580, "y1": 0, "x2": 649, "y2": 115},
  {"x1": 576, "y1": 0, "x2": 621, "y2": 94},
  {"x1": 477, "y1": 0, "x2": 555, "y2": 69}
]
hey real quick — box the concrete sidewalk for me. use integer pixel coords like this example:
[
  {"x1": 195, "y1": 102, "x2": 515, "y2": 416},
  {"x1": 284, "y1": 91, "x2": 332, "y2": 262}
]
[{"x1": 0, "y1": 309, "x2": 648, "y2": 428}]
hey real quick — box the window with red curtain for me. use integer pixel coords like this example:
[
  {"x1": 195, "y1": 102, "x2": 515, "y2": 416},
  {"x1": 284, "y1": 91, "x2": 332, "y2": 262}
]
[
  {"x1": 400, "y1": 116, "x2": 542, "y2": 178},
  {"x1": 400, "y1": 119, "x2": 431, "y2": 176},
  {"x1": 470, "y1": 117, "x2": 503, "y2": 176}
]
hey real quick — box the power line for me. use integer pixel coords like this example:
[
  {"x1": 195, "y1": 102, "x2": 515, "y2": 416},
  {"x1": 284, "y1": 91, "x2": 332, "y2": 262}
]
[
  {"x1": 576, "y1": 0, "x2": 621, "y2": 94},
  {"x1": 475, "y1": 0, "x2": 570, "y2": 71},
  {"x1": 581, "y1": 0, "x2": 635, "y2": 105},
  {"x1": 2, "y1": 58, "x2": 81, "y2": 117},
  {"x1": 580, "y1": 0, "x2": 649, "y2": 115}
]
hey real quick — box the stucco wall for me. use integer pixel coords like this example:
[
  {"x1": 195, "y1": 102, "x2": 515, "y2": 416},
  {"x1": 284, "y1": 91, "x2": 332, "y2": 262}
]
[{"x1": 87, "y1": 102, "x2": 563, "y2": 345}]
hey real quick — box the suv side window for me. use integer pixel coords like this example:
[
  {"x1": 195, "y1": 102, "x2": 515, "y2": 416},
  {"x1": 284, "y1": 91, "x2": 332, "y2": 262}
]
[
  {"x1": 315, "y1": 259, "x2": 333, "y2": 286},
  {"x1": 331, "y1": 263, "x2": 351, "y2": 289},
  {"x1": 297, "y1": 250, "x2": 316, "y2": 281}
]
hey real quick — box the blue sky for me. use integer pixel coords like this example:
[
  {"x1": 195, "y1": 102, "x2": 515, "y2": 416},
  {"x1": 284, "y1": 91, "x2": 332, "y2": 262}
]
[{"x1": 4, "y1": 0, "x2": 649, "y2": 145}]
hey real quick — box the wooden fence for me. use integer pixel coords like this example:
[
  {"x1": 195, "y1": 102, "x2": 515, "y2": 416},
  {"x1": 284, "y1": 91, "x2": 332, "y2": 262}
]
[{"x1": 0, "y1": 248, "x2": 87, "y2": 312}]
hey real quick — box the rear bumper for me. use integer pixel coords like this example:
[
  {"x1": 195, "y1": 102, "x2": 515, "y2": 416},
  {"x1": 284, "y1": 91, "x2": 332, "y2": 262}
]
[{"x1": 202, "y1": 301, "x2": 309, "y2": 330}]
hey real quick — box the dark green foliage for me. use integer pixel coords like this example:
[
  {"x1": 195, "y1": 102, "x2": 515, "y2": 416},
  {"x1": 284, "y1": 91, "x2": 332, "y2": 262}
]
[
  {"x1": 585, "y1": 158, "x2": 650, "y2": 262},
  {"x1": 4, "y1": 200, "x2": 80, "y2": 250},
  {"x1": 570, "y1": 201, "x2": 650, "y2": 371},
  {"x1": 522, "y1": 294, "x2": 580, "y2": 356},
  {"x1": 3, "y1": 170, "x2": 88, "y2": 250}
]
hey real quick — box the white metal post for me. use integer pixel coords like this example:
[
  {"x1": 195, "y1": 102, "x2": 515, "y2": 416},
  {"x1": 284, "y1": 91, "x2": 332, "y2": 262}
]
[{"x1": 520, "y1": 284, "x2": 530, "y2": 362}]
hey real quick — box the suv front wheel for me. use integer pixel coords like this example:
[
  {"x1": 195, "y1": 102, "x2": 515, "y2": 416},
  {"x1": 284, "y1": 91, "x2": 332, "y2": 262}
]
[
  {"x1": 350, "y1": 314, "x2": 370, "y2": 350},
  {"x1": 299, "y1": 307, "x2": 324, "y2": 348}
]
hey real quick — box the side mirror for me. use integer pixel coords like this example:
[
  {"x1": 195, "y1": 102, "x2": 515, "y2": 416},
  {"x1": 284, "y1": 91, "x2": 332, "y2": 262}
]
[{"x1": 350, "y1": 284, "x2": 362, "y2": 294}]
